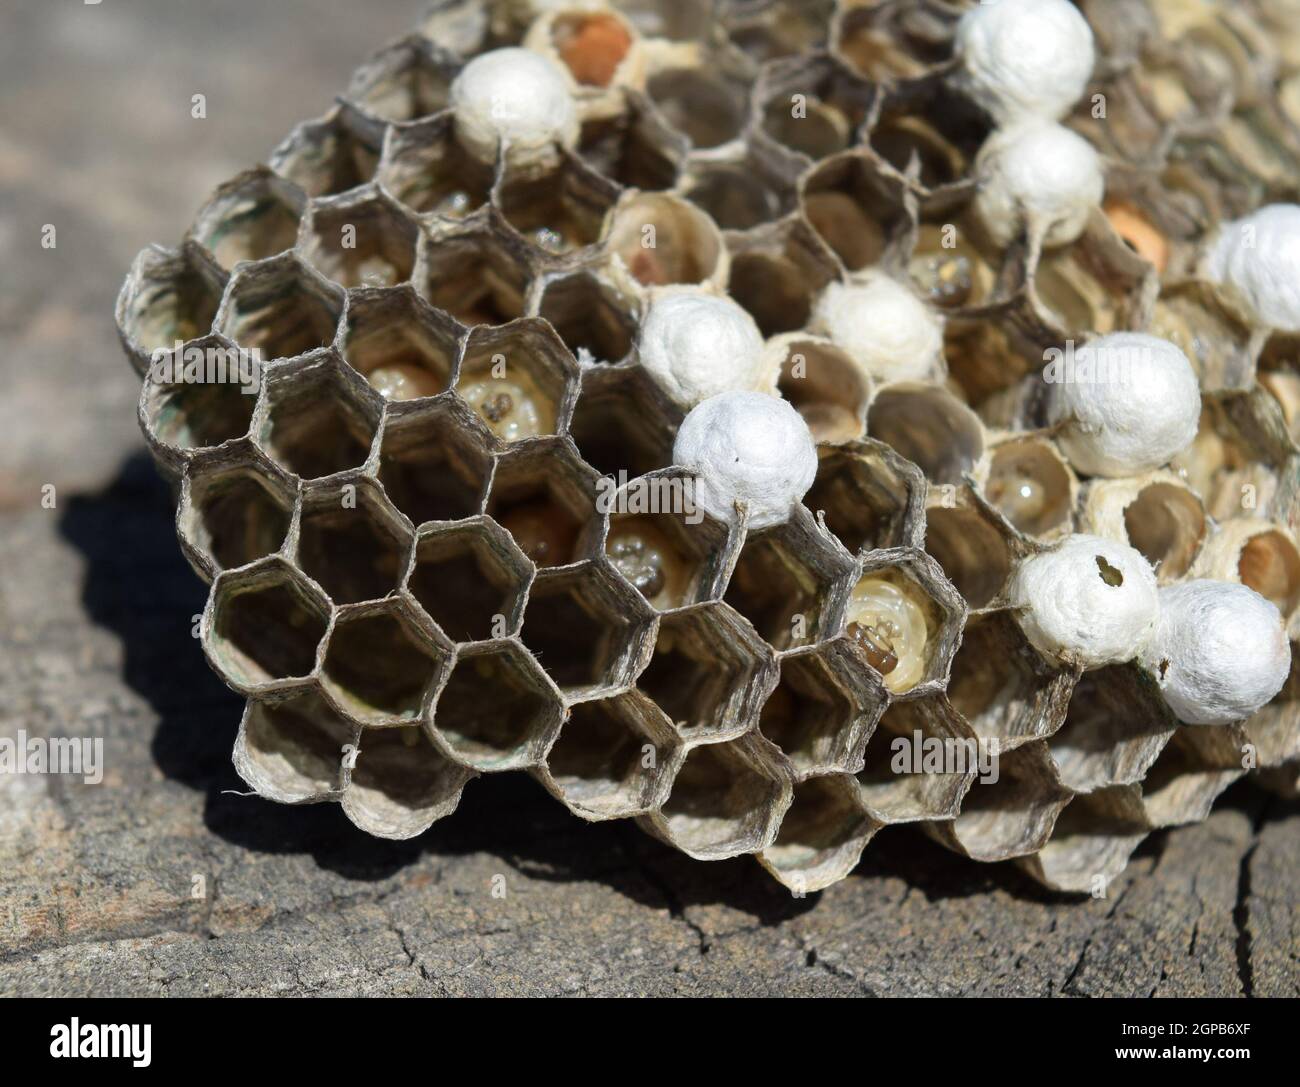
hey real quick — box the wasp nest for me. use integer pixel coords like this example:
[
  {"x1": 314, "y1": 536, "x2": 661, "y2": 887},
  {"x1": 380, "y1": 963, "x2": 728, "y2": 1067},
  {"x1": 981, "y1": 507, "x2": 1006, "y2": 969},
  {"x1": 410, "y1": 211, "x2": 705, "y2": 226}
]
[{"x1": 116, "y1": 0, "x2": 1300, "y2": 895}]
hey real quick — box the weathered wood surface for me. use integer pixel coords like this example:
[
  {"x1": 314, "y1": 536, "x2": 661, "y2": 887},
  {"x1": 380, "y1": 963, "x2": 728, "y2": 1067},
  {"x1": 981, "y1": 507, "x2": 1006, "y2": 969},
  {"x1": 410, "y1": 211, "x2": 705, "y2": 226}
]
[{"x1": 0, "y1": 0, "x2": 1296, "y2": 997}]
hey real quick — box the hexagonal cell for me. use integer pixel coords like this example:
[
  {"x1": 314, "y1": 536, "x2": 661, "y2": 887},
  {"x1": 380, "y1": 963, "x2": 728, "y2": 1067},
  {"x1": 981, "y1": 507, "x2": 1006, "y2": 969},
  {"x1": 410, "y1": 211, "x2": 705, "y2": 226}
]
[
  {"x1": 727, "y1": 216, "x2": 841, "y2": 337},
  {"x1": 606, "y1": 484, "x2": 731, "y2": 609},
  {"x1": 619, "y1": 0, "x2": 711, "y2": 41},
  {"x1": 541, "y1": 8, "x2": 639, "y2": 88},
  {"x1": 217, "y1": 254, "x2": 344, "y2": 362},
  {"x1": 341, "y1": 724, "x2": 474, "y2": 840},
  {"x1": 416, "y1": 223, "x2": 534, "y2": 327},
  {"x1": 1029, "y1": 218, "x2": 1154, "y2": 337},
  {"x1": 636, "y1": 601, "x2": 775, "y2": 742},
  {"x1": 1047, "y1": 664, "x2": 1177, "y2": 794},
  {"x1": 867, "y1": 384, "x2": 986, "y2": 487},
  {"x1": 254, "y1": 355, "x2": 381, "y2": 480},
  {"x1": 931, "y1": 740, "x2": 1073, "y2": 862},
  {"x1": 495, "y1": 154, "x2": 620, "y2": 255},
  {"x1": 457, "y1": 321, "x2": 578, "y2": 442},
  {"x1": 647, "y1": 735, "x2": 792, "y2": 861},
  {"x1": 270, "y1": 109, "x2": 382, "y2": 199},
  {"x1": 233, "y1": 689, "x2": 357, "y2": 804},
  {"x1": 870, "y1": 111, "x2": 974, "y2": 194},
  {"x1": 757, "y1": 53, "x2": 872, "y2": 161},
  {"x1": 536, "y1": 270, "x2": 639, "y2": 366},
  {"x1": 607, "y1": 192, "x2": 725, "y2": 290},
  {"x1": 683, "y1": 154, "x2": 794, "y2": 232},
  {"x1": 1257, "y1": 332, "x2": 1300, "y2": 444},
  {"x1": 519, "y1": 560, "x2": 654, "y2": 696},
  {"x1": 321, "y1": 599, "x2": 449, "y2": 726},
  {"x1": 376, "y1": 397, "x2": 492, "y2": 525},
  {"x1": 294, "y1": 476, "x2": 411, "y2": 605},
  {"x1": 539, "y1": 689, "x2": 680, "y2": 820},
  {"x1": 341, "y1": 287, "x2": 459, "y2": 402},
  {"x1": 923, "y1": 489, "x2": 1016, "y2": 609},
  {"x1": 724, "y1": 0, "x2": 833, "y2": 64},
  {"x1": 844, "y1": 554, "x2": 964, "y2": 695},
  {"x1": 984, "y1": 436, "x2": 1076, "y2": 540},
  {"x1": 140, "y1": 335, "x2": 259, "y2": 456},
  {"x1": 833, "y1": 3, "x2": 955, "y2": 84},
  {"x1": 646, "y1": 64, "x2": 749, "y2": 150},
  {"x1": 855, "y1": 697, "x2": 976, "y2": 824},
  {"x1": 800, "y1": 150, "x2": 912, "y2": 273},
  {"x1": 943, "y1": 311, "x2": 1040, "y2": 405},
  {"x1": 759, "y1": 773, "x2": 879, "y2": 894},
  {"x1": 116, "y1": 243, "x2": 224, "y2": 360},
  {"x1": 1140, "y1": 725, "x2": 1248, "y2": 830},
  {"x1": 205, "y1": 557, "x2": 330, "y2": 693},
  {"x1": 377, "y1": 114, "x2": 495, "y2": 218},
  {"x1": 189, "y1": 168, "x2": 306, "y2": 272},
  {"x1": 1148, "y1": 279, "x2": 1256, "y2": 393},
  {"x1": 567, "y1": 364, "x2": 680, "y2": 479},
  {"x1": 1020, "y1": 786, "x2": 1150, "y2": 894},
  {"x1": 407, "y1": 518, "x2": 531, "y2": 643},
  {"x1": 947, "y1": 611, "x2": 1076, "y2": 751},
  {"x1": 300, "y1": 189, "x2": 419, "y2": 289},
  {"x1": 179, "y1": 446, "x2": 295, "y2": 578},
  {"x1": 803, "y1": 439, "x2": 925, "y2": 554},
  {"x1": 1199, "y1": 522, "x2": 1300, "y2": 621},
  {"x1": 907, "y1": 213, "x2": 1002, "y2": 313},
  {"x1": 770, "y1": 334, "x2": 870, "y2": 443},
  {"x1": 723, "y1": 509, "x2": 857, "y2": 650},
  {"x1": 343, "y1": 35, "x2": 456, "y2": 123},
  {"x1": 1083, "y1": 474, "x2": 1208, "y2": 583},
  {"x1": 486, "y1": 438, "x2": 603, "y2": 568},
  {"x1": 577, "y1": 90, "x2": 685, "y2": 191},
  {"x1": 429, "y1": 641, "x2": 563, "y2": 771},
  {"x1": 759, "y1": 640, "x2": 885, "y2": 777}
]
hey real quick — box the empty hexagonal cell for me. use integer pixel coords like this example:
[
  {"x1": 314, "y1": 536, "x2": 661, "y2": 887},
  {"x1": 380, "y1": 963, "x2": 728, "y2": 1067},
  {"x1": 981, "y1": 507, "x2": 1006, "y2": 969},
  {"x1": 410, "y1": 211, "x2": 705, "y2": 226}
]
[
  {"x1": 759, "y1": 641, "x2": 884, "y2": 776},
  {"x1": 1030, "y1": 221, "x2": 1153, "y2": 336},
  {"x1": 343, "y1": 35, "x2": 455, "y2": 123},
  {"x1": 342, "y1": 725, "x2": 473, "y2": 840},
  {"x1": 606, "y1": 489, "x2": 730, "y2": 610},
  {"x1": 1139, "y1": 725, "x2": 1248, "y2": 829},
  {"x1": 1083, "y1": 474, "x2": 1208, "y2": 582},
  {"x1": 845, "y1": 556, "x2": 963, "y2": 696},
  {"x1": 648, "y1": 735, "x2": 791, "y2": 860},
  {"x1": 834, "y1": 3, "x2": 953, "y2": 83},
  {"x1": 947, "y1": 611, "x2": 1075, "y2": 751},
  {"x1": 457, "y1": 321, "x2": 578, "y2": 442},
  {"x1": 1020, "y1": 787, "x2": 1150, "y2": 894},
  {"x1": 205, "y1": 558, "x2": 330, "y2": 692},
  {"x1": 803, "y1": 440, "x2": 925, "y2": 554},
  {"x1": 683, "y1": 156, "x2": 793, "y2": 232},
  {"x1": 758, "y1": 54, "x2": 871, "y2": 162},
  {"x1": 295, "y1": 477, "x2": 411, "y2": 605},
  {"x1": 116, "y1": 244, "x2": 224, "y2": 359},
  {"x1": 417, "y1": 224, "x2": 533, "y2": 327},
  {"x1": 636, "y1": 601, "x2": 775, "y2": 741},
  {"x1": 924, "y1": 490, "x2": 1016, "y2": 609},
  {"x1": 217, "y1": 255, "x2": 344, "y2": 361},
  {"x1": 867, "y1": 384, "x2": 986, "y2": 487},
  {"x1": 855, "y1": 698, "x2": 977, "y2": 824},
  {"x1": 931, "y1": 740, "x2": 1073, "y2": 862},
  {"x1": 727, "y1": 217, "x2": 841, "y2": 337},
  {"x1": 618, "y1": 0, "x2": 711, "y2": 41},
  {"x1": 1198, "y1": 522, "x2": 1300, "y2": 621},
  {"x1": 646, "y1": 64, "x2": 749, "y2": 150},
  {"x1": 577, "y1": 90, "x2": 685, "y2": 191},
  {"x1": 725, "y1": 0, "x2": 832, "y2": 63},
  {"x1": 539, "y1": 689, "x2": 680, "y2": 820},
  {"x1": 270, "y1": 110, "x2": 381, "y2": 198},
  {"x1": 189, "y1": 168, "x2": 306, "y2": 272},
  {"x1": 407, "y1": 518, "x2": 530, "y2": 643},
  {"x1": 1257, "y1": 333, "x2": 1300, "y2": 443},
  {"x1": 322, "y1": 599, "x2": 449, "y2": 726},
  {"x1": 1148, "y1": 279, "x2": 1257, "y2": 392},
  {"x1": 771, "y1": 334, "x2": 870, "y2": 443},
  {"x1": 567, "y1": 365, "x2": 680, "y2": 479},
  {"x1": 301, "y1": 189, "x2": 419, "y2": 289},
  {"x1": 801, "y1": 151, "x2": 911, "y2": 273},
  {"x1": 377, "y1": 114, "x2": 495, "y2": 218},
  {"x1": 984, "y1": 436, "x2": 1076, "y2": 540},
  {"x1": 179, "y1": 447, "x2": 294, "y2": 577},
  {"x1": 341, "y1": 287, "x2": 458, "y2": 402},
  {"x1": 519, "y1": 561, "x2": 653, "y2": 696},
  {"x1": 140, "y1": 335, "x2": 259, "y2": 456},
  {"x1": 487, "y1": 439, "x2": 602, "y2": 568},
  {"x1": 536, "y1": 271, "x2": 638, "y2": 366},
  {"x1": 496, "y1": 154, "x2": 620, "y2": 255},
  {"x1": 376, "y1": 398, "x2": 492, "y2": 525},
  {"x1": 429, "y1": 641, "x2": 563, "y2": 771},
  {"x1": 868, "y1": 98, "x2": 981, "y2": 193},
  {"x1": 943, "y1": 312, "x2": 1039, "y2": 406},
  {"x1": 1047, "y1": 664, "x2": 1177, "y2": 794},
  {"x1": 759, "y1": 774, "x2": 879, "y2": 893},
  {"x1": 723, "y1": 510, "x2": 856, "y2": 650},
  {"x1": 233, "y1": 689, "x2": 357, "y2": 804},
  {"x1": 606, "y1": 192, "x2": 724, "y2": 289},
  {"x1": 254, "y1": 356, "x2": 381, "y2": 480}
]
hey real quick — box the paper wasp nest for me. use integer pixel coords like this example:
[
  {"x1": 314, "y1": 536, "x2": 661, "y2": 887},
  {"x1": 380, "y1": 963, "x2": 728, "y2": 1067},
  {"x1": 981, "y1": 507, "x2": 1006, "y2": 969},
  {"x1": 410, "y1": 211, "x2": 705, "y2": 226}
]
[{"x1": 116, "y1": 0, "x2": 1300, "y2": 895}]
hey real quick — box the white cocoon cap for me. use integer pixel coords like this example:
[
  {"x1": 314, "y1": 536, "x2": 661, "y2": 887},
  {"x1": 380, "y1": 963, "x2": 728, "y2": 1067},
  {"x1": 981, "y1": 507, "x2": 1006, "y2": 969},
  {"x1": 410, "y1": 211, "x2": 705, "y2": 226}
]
[
  {"x1": 673, "y1": 390, "x2": 818, "y2": 530},
  {"x1": 638, "y1": 290, "x2": 769, "y2": 408},
  {"x1": 1140, "y1": 580, "x2": 1291, "y2": 725},
  {"x1": 1047, "y1": 332, "x2": 1201, "y2": 477},
  {"x1": 450, "y1": 48, "x2": 578, "y2": 165},
  {"x1": 954, "y1": 0, "x2": 1096, "y2": 123},
  {"x1": 1010, "y1": 533, "x2": 1159, "y2": 668},
  {"x1": 810, "y1": 274, "x2": 943, "y2": 383},
  {"x1": 1204, "y1": 204, "x2": 1300, "y2": 332},
  {"x1": 974, "y1": 119, "x2": 1105, "y2": 248}
]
